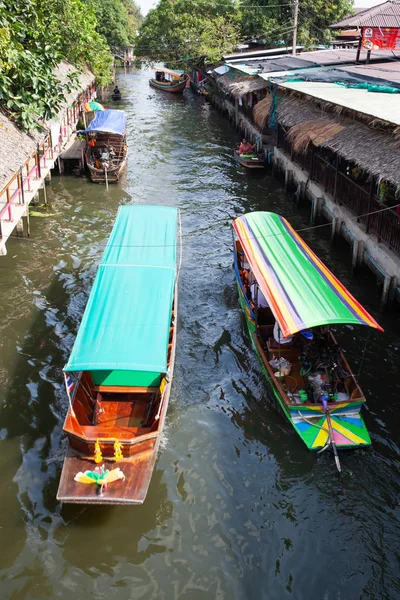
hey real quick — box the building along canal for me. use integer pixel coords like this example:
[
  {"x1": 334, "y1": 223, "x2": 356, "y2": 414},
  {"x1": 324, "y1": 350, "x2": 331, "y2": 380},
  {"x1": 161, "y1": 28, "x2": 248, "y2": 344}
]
[{"x1": 0, "y1": 67, "x2": 400, "y2": 599}]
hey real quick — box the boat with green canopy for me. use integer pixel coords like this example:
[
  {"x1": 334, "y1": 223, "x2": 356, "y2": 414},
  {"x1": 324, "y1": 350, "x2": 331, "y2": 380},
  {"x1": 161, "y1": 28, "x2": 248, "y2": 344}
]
[
  {"x1": 57, "y1": 205, "x2": 180, "y2": 504},
  {"x1": 233, "y1": 211, "x2": 383, "y2": 469}
]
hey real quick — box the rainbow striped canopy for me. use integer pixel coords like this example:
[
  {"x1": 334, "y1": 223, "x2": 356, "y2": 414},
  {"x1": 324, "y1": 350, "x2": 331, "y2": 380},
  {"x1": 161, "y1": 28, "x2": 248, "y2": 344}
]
[{"x1": 233, "y1": 212, "x2": 383, "y2": 337}]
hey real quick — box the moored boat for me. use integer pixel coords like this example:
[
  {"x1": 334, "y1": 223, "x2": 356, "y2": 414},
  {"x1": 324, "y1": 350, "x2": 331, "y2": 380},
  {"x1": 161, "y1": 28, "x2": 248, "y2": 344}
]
[
  {"x1": 79, "y1": 109, "x2": 128, "y2": 184},
  {"x1": 149, "y1": 68, "x2": 189, "y2": 93},
  {"x1": 233, "y1": 211, "x2": 383, "y2": 467},
  {"x1": 234, "y1": 149, "x2": 265, "y2": 169},
  {"x1": 57, "y1": 205, "x2": 180, "y2": 504}
]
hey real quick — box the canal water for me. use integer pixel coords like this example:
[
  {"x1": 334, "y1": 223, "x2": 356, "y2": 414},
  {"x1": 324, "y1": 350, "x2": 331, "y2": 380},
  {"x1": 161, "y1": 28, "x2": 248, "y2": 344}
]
[{"x1": 1, "y1": 67, "x2": 400, "y2": 599}]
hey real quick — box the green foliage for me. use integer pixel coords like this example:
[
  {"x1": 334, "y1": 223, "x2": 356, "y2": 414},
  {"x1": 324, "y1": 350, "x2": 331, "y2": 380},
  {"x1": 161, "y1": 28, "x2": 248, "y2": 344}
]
[
  {"x1": 0, "y1": 0, "x2": 140, "y2": 131},
  {"x1": 238, "y1": 0, "x2": 354, "y2": 47},
  {"x1": 137, "y1": 0, "x2": 354, "y2": 66},
  {"x1": 136, "y1": 0, "x2": 240, "y2": 67},
  {"x1": 87, "y1": 0, "x2": 136, "y2": 46}
]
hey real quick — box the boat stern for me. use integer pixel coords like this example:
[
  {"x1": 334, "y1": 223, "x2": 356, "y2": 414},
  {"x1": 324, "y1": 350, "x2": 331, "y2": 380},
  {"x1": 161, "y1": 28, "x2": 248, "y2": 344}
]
[{"x1": 292, "y1": 411, "x2": 371, "y2": 450}]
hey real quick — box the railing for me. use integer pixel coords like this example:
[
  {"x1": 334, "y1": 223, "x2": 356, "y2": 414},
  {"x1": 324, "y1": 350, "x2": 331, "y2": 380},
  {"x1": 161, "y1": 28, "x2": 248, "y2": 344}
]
[
  {"x1": 0, "y1": 83, "x2": 96, "y2": 242},
  {"x1": 277, "y1": 131, "x2": 400, "y2": 255}
]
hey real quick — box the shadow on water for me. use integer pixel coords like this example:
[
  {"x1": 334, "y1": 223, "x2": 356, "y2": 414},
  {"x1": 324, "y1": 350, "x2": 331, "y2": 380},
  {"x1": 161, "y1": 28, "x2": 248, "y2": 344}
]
[{"x1": 0, "y1": 66, "x2": 399, "y2": 599}]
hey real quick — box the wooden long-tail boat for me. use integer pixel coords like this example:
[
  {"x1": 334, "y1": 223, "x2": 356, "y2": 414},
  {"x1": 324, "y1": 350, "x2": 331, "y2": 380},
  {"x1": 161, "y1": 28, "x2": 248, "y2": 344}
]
[
  {"x1": 233, "y1": 212, "x2": 383, "y2": 466},
  {"x1": 79, "y1": 109, "x2": 128, "y2": 183},
  {"x1": 149, "y1": 68, "x2": 189, "y2": 93},
  {"x1": 234, "y1": 150, "x2": 265, "y2": 169},
  {"x1": 57, "y1": 205, "x2": 181, "y2": 504}
]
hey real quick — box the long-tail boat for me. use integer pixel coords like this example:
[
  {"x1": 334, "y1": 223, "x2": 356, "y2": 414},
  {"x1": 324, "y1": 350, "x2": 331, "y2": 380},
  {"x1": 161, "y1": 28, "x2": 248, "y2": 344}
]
[
  {"x1": 79, "y1": 109, "x2": 128, "y2": 183},
  {"x1": 57, "y1": 205, "x2": 180, "y2": 504},
  {"x1": 149, "y1": 68, "x2": 189, "y2": 93},
  {"x1": 234, "y1": 150, "x2": 265, "y2": 169},
  {"x1": 233, "y1": 211, "x2": 383, "y2": 469}
]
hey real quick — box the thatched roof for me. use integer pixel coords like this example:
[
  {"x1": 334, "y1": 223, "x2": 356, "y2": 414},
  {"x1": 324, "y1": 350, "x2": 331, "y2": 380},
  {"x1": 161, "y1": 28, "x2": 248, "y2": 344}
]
[
  {"x1": 253, "y1": 95, "x2": 272, "y2": 129},
  {"x1": 277, "y1": 96, "x2": 400, "y2": 186},
  {"x1": 0, "y1": 61, "x2": 94, "y2": 192},
  {"x1": 286, "y1": 118, "x2": 345, "y2": 153},
  {"x1": 217, "y1": 72, "x2": 268, "y2": 97}
]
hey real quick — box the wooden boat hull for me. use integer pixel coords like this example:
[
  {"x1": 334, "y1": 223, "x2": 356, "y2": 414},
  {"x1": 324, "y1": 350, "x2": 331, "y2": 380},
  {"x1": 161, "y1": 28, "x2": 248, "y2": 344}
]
[
  {"x1": 57, "y1": 448, "x2": 158, "y2": 505},
  {"x1": 57, "y1": 291, "x2": 178, "y2": 505},
  {"x1": 149, "y1": 76, "x2": 188, "y2": 93},
  {"x1": 86, "y1": 157, "x2": 127, "y2": 183},
  {"x1": 234, "y1": 150, "x2": 265, "y2": 169},
  {"x1": 233, "y1": 254, "x2": 371, "y2": 451}
]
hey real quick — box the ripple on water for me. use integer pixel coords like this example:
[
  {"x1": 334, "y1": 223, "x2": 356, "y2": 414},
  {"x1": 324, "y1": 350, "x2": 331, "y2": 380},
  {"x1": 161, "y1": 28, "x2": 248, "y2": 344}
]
[{"x1": 0, "y1": 67, "x2": 399, "y2": 599}]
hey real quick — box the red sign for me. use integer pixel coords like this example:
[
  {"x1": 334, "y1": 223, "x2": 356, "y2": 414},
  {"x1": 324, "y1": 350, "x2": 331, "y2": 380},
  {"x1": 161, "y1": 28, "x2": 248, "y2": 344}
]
[{"x1": 362, "y1": 27, "x2": 400, "y2": 50}]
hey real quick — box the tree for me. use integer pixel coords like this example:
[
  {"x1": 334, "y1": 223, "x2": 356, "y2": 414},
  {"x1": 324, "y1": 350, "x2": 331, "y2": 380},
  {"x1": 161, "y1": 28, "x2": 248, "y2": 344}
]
[
  {"x1": 237, "y1": 0, "x2": 353, "y2": 47},
  {"x1": 87, "y1": 0, "x2": 139, "y2": 47},
  {"x1": 0, "y1": 0, "x2": 113, "y2": 130},
  {"x1": 136, "y1": 0, "x2": 240, "y2": 67}
]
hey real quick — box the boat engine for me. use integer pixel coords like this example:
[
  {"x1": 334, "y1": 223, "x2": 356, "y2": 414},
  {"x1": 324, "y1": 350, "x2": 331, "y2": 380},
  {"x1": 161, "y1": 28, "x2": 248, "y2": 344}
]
[{"x1": 299, "y1": 333, "x2": 349, "y2": 403}]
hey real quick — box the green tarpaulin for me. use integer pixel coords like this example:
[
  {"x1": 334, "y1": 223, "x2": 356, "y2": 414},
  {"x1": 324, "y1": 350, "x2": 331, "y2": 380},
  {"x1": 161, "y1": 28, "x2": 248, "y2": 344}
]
[{"x1": 65, "y1": 205, "x2": 178, "y2": 378}]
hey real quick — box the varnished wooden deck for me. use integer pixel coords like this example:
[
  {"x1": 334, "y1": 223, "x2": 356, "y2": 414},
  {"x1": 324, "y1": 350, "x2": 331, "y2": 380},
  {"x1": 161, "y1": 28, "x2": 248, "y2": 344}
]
[{"x1": 57, "y1": 447, "x2": 158, "y2": 505}]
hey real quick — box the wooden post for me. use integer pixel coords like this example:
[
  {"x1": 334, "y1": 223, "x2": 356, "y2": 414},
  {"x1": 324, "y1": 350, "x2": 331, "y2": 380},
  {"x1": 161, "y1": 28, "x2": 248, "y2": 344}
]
[
  {"x1": 366, "y1": 179, "x2": 375, "y2": 233},
  {"x1": 333, "y1": 154, "x2": 339, "y2": 203},
  {"x1": 36, "y1": 145, "x2": 41, "y2": 178},
  {"x1": 351, "y1": 239, "x2": 365, "y2": 275},
  {"x1": 284, "y1": 169, "x2": 293, "y2": 191},
  {"x1": 310, "y1": 145, "x2": 314, "y2": 180},
  {"x1": 380, "y1": 275, "x2": 397, "y2": 312},
  {"x1": 356, "y1": 33, "x2": 362, "y2": 63},
  {"x1": 19, "y1": 168, "x2": 25, "y2": 205},
  {"x1": 42, "y1": 184, "x2": 48, "y2": 206},
  {"x1": 331, "y1": 217, "x2": 340, "y2": 245}
]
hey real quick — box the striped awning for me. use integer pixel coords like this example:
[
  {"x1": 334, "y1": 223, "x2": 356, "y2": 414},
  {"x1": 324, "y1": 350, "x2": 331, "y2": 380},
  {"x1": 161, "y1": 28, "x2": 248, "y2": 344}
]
[{"x1": 233, "y1": 212, "x2": 383, "y2": 337}]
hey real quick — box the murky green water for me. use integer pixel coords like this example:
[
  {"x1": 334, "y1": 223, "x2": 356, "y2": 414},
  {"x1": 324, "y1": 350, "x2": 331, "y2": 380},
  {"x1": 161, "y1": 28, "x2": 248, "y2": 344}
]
[{"x1": 1, "y1": 67, "x2": 400, "y2": 599}]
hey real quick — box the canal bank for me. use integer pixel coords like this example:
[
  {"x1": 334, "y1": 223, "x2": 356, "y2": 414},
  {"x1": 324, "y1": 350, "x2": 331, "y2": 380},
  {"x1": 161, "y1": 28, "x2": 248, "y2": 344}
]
[
  {"x1": 205, "y1": 49, "x2": 400, "y2": 309},
  {"x1": 0, "y1": 67, "x2": 400, "y2": 599},
  {"x1": 0, "y1": 62, "x2": 96, "y2": 256}
]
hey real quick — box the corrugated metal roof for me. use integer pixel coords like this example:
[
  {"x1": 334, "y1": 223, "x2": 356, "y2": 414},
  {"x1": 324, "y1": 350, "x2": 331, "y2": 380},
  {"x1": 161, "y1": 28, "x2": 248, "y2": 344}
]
[
  {"x1": 339, "y1": 61, "x2": 400, "y2": 83},
  {"x1": 279, "y1": 80, "x2": 400, "y2": 125},
  {"x1": 226, "y1": 48, "x2": 400, "y2": 76},
  {"x1": 331, "y1": 1, "x2": 400, "y2": 28}
]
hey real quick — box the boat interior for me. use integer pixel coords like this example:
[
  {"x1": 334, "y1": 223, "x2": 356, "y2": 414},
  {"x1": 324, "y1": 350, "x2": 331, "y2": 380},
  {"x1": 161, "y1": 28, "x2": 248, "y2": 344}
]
[
  {"x1": 153, "y1": 71, "x2": 185, "y2": 85},
  {"x1": 64, "y1": 318, "x2": 175, "y2": 443},
  {"x1": 86, "y1": 132, "x2": 127, "y2": 172},
  {"x1": 235, "y1": 241, "x2": 365, "y2": 409}
]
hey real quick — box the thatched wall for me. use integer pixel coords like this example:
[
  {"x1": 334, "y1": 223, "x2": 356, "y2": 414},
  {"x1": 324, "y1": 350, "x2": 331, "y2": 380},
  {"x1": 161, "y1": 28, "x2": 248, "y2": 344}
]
[
  {"x1": 0, "y1": 61, "x2": 94, "y2": 191},
  {"x1": 286, "y1": 119, "x2": 344, "y2": 153},
  {"x1": 253, "y1": 95, "x2": 272, "y2": 129},
  {"x1": 217, "y1": 72, "x2": 268, "y2": 97},
  {"x1": 277, "y1": 96, "x2": 400, "y2": 186}
]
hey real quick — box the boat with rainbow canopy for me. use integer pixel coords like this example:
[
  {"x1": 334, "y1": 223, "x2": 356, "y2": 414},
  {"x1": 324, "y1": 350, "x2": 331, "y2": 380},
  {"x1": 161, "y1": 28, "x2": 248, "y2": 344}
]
[
  {"x1": 149, "y1": 68, "x2": 189, "y2": 93},
  {"x1": 57, "y1": 205, "x2": 180, "y2": 504},
  {"x1": 233, "y1": 211, "x2": 383, "y2": 466}
]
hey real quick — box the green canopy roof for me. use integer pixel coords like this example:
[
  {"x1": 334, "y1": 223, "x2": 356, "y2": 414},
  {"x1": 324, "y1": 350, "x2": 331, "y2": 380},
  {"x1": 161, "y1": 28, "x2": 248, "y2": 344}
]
[{"x1": 65, "y1": 205, "x2": 178, "y2": 373}]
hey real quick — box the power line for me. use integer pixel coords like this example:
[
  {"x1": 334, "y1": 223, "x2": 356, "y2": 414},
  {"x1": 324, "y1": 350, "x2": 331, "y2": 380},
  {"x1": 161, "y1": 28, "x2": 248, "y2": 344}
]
[{"x1": 86, "y1": 202, "x2": 400, "y2": 249}]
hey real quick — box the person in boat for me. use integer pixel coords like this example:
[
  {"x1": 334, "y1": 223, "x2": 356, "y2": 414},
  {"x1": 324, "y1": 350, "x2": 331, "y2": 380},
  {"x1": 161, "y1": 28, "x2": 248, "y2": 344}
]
[
  {"x1": 273, "y1": 320, "x2": 293, "y2": 345},
  {"x1": 249, "y1": 281, "x2": 269, "y2": 308},
  {"x1": 113, "y1": 86, "x2": 121, "y2": 97},
  {"x1": 238, "y1": 138, "x2": 256, "y2": 155}
]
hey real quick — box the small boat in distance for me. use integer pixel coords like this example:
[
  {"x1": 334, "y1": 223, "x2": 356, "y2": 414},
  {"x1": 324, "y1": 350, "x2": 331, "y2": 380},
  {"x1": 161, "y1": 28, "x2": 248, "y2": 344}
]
[
  {"x1": 149, "y1": 68, "x2": 189, "y2": 93},
  {"x1": 234, "y1": 149, "x2": 265, "y2": 169},
  {"x1": 78, "y1": 109, "x2": 128, "y2": 184},
  {"x1": 57, "y1": 205, "x2": 181, "y2": 504},
  {"x1": 233, "y1": 211, "x2": 383, "y2": 469},
  {"x1": 111, "y1": 86, "x2": 122, "y2": 101}
]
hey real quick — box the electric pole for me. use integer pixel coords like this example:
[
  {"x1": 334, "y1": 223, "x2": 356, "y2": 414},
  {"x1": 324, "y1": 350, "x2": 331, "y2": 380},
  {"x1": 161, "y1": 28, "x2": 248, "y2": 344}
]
[{"x1": 292, "y1": 0, "x2": 299, "y2": 56}]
